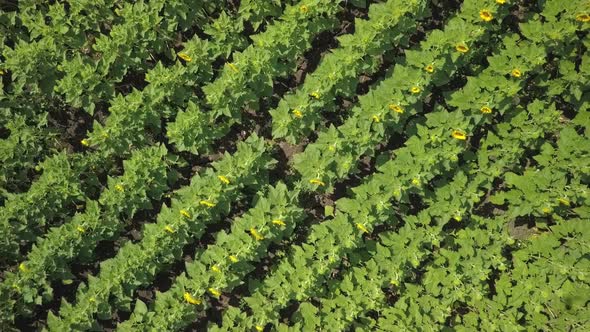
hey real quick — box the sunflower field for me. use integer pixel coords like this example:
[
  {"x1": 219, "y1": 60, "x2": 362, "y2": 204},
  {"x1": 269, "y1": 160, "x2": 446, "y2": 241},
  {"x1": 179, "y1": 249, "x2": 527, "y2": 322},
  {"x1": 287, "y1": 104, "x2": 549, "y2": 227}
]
[{"x1": 0, "y1": 0, "x2": 589, "y2": 331}]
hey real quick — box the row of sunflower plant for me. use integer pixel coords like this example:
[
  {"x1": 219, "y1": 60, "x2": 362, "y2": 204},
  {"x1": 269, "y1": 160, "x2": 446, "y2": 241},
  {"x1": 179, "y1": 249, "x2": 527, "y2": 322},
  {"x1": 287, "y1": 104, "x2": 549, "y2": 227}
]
[
  {"x1": 105, "y1": 2, "x2": 473, "y2": 330},
  {"x1": 0, "y1": 0, "x2": 282, "y2": 260},
  {"x1": 125, "y1": 0, "x2": 510, "y2": 328},
  {"x1": 287, "y1": 97, "x2": 573, "y2": 330},
  {"x1": 0, "y1": 151, "x2": 85, "y2": 263},
  {"x1": 292, "y1": 0, "x2": 511, "y2": 194},
  {"x1": 0, "y1": 113, "x2": 56, "y2": 194},
  {"x1": 80, "y1": 0, "x2": 282, "y2": 155},
  {"x1": 212, "y1": 2, "x2": 584, "y2": 329},
  {"x1": 0, "y1": 145, "x2": 170, "y2": 327},
  {"x1": 0, "y1": 0, "x2": 120, "y2": 97},
  {"x1": 45, "y1": 135, "x2": 274, "y2": 331},
  {"x1": 269, "y1": 0, "x2": 431, "y2": 143},
  {"x1": 2, "y1": 1, "x2": 228, "y2": 113},
  {"x1": 296, "y1": 0, "x2": 588, "y2": 194},
  {"x1": 55, "y1": 0, "x2": 288, "y2": 114},
  {"x1": 165, "y1": 0, "x2": 342, "y2": 155},
  {"x1": 376, "y1": 120, "x2": 589, "y2": 330},
  {"x1": 117, "y1": 182, "x2": 305, "y2": 331},
  {"x1": 0, "y1": 1, "x2": 281, "y2": 197},
  {"x1": 84, "y1": 0, "x2": 336, "y2": 158}
]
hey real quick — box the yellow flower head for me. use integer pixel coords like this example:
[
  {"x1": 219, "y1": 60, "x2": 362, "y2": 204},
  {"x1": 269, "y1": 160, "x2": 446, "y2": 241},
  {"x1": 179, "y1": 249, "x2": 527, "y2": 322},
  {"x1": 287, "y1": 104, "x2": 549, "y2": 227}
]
[
  {"x1": 81, "y1": 139, "x2": 90, "y2": 147},
  {"x1": 114, "y1": 184, "x2": 124, "y2": 192},
  {"x1": 576, "y1": 13, "x2": 590, "y2": 22},
  {"x1": 542, "y1": 207, "x2": 552, "y2": 214},
  {"x1": 411, "y1": 178, "x2": 421, "y2": 186},
  {"x1": 292, "y1": 109, "x2": 303, "y2": 118},
  {"x1": 180, "y1": 209, "x2": 191, "y2": 219},
  {"x1": 309, "y1": 178, "x2": 326, "y2": 186},
  {"x1": 496, "y1": 0, "x2": 506, "y2": 4},
  {"x1": 250, "y1": 228, "x2": 264, "y2": 241},
  {"x1": 184, "y1": 292, "x2": 201, "y2": 305},
  {"x1": 372, "y1": 115, "x2": 381, "y2": 123},
  {"x1": 511, "y1": 68, "x2": 522, "y2": 78},
  {"x1": 410, "y1": 86, "x2": 421, "y2": 94},
  {"x1": 479, "y1": 10, "x2": 493, "y2": 22},
  {"x1": 227, "y1": 63, "x2": 239, "y2": 73},
  {"x1": 356, "y1": 223, "x2": 369, "y2": 233},
  {"x1": 199, "y1": 200, "x2": 216, "y2": 208},
  {"x1": 211, "y1": 265, "x2": 221, "y2": 273},
  {"x1": 272, "y1": 219, "x2": 286, "y2": 227},
  {"x1": 310, "y1": 91, "x2": 320, "y2": 99},
  {"x1": 76, "y1": 226, "x2": 86, "y2": 233},
  {"x1": 389, "y1": 104, "x2": 404, "y2": 114},
  {"x1": 218, "y1": 175, "x2": 230, "y2": 185},
  {"x1": 178, "y1": 52, "x2": 192, "y2": 62},
  {"x1": 557, "y1": 198, "x2": 570, "y2": 206},
  {"x1": 255, "y1": 326, "x2": 265, "y2": 332},
  {"x1": 424, "y1": 64, "x2": 434, "y2": 73},
  {"x1": 480, "y1": 106, "x2": 492, "y2": 114},
  {"x1": 229, "y1": 255, "x2": 239, "y2": 263},
  {"x1": 209, "y1": 288, "x2": 222, "y2": 297},
  {"x1": 453, "y1": 214, "x2": 462, "y2": 222},
  {"x1": 299, "y1": 5, "x2": 309, "y2": 14},
  {"x1": 19, "y1": 263, "x2": 29, "y2": 273},
  {"x1": 451, "y1": 130, "x2": 467, "y2": 140},
  {"x1": 455, "y1": 44, "x2": 469, "y2": 53},
  {"x1": 164, "y1": 225, "x2": 175, "y2": 233}
]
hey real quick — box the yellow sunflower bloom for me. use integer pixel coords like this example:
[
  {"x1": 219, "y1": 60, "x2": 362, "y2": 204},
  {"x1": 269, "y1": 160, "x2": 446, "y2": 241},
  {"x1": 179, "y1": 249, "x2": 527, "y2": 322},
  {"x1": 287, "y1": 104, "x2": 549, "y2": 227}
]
[
  {"x1": 309, "y1": 178, "x2": 326, "y2": 186},
  {"x1": 388, "y1": 104, "x2": 404, "y2": 113},
  {"x1": 272, "y1": 219, "x2": 286, "y2": 227},
  {"x1": 451, "y1": 130, "x2": 467, "y2": 140},
  {"x1": 180, "y1": 209, "x2": 192, "y2": 219},
  {"x1": 199, "y1": 200, "x2": 216, "y2": 208},
  {"x1": 511, "y1": 68, "x2": 522, "y2": 78},
  {"x1": 177, "y1": 52, "x2": 192, "y2": 62},
  {"x1": 480, "y1": 106, "x2": 492, "y2": 114},
  {"x1": 184, "y1": 292, "x2": 201, "y2": 305},
  {"x1": 455, "y1": 44, "x2": 469, "y2": 53},
  {"x1": 479, "y1": 10, "x2": 493, "y2": 22},
  {"x1": 250, "y1": 228, "x2": 264, "y2": 241},
  {"x1": 218, "y1": 175, "x2": 230, "y2": 185},
  {"x1": 209, "y1": 288, "x2": 221, "y2": 297},
  {"x1": 356, "y1": 223, "x2": 369, "y2": 233}
]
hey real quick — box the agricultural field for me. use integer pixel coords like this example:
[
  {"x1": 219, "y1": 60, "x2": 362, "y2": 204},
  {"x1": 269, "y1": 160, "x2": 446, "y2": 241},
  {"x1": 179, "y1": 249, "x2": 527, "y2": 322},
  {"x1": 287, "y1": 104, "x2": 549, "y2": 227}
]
[{"x1": 0, "y1": 0, "x2": 589, "y2": 331}]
